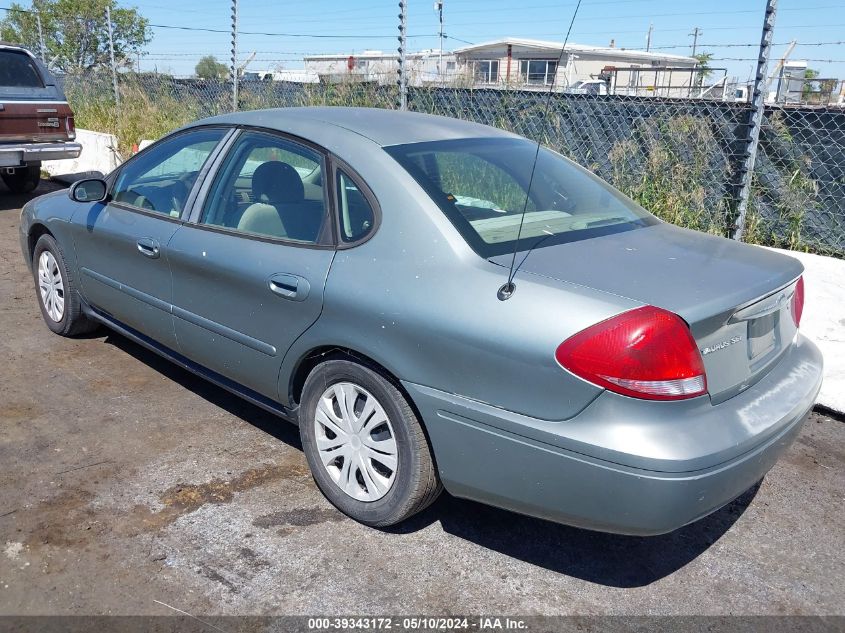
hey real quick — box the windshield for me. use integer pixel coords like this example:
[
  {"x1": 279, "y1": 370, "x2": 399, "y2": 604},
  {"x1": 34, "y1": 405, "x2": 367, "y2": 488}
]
[{"x1": 385, "y1": 137, "x2": 657, "y2": 257}]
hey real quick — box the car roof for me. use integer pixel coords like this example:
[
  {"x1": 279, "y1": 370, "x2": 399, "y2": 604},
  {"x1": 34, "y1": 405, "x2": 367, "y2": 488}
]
[
  {"x1": 0, "y1": 43, "x2": 38, "y2": 57},
  {"x1": 189, "y1": 106, "x2": 518, "y2": 148}
]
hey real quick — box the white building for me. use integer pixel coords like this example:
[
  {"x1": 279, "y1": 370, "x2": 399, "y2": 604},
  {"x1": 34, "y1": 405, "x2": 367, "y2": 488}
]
[
  {"x1": 453, "y1": 38, "x2": 701, "y2": 96},
  {"x1": 303, "y1": 49, "x2": 458, "y2": 86}
]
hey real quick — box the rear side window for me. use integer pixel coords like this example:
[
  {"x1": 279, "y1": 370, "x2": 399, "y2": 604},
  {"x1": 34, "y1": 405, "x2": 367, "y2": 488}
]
[
  {"x1": 200, "y1": 130, "x2": 329, "y2": 244},
  {"x1": 336, "y1": 169, "x2": 375, "y2": 242},
  {"x1": 0, "y1": 51, "x2": 44, "y2": 88}
]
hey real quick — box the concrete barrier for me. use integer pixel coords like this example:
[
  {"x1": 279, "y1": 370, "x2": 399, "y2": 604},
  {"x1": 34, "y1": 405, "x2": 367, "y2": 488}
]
[
  {"x1": 768, "y1": 247, "x2": 845, "y2": 414},
  {"x1": 42, "y1": 129, "x2": 122, "y2": 179}
]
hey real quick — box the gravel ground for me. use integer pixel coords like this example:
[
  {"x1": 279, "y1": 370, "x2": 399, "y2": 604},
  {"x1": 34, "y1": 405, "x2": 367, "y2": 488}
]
[{"x1": 1, "y1": 181, "x2": 843, "y2": 617}]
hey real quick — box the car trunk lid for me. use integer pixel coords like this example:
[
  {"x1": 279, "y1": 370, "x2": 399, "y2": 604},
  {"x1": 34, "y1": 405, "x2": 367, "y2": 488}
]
[{"x1": 490, "y1": 223, "x2": 804, "y2": 403}]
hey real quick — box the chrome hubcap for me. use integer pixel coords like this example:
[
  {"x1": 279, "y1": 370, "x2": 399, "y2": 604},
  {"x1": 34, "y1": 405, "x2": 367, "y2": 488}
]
[
  {"x1": 37, "y1": 251, "x2": 64, "y2": 322},
  {"x1": 314, "y1": 382, "x2": 398, "y2": 502}
]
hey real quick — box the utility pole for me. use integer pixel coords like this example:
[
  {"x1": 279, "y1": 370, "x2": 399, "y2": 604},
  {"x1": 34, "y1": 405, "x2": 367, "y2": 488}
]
[
  {"x1": 397, "y1": 0, "x2": 407, "y2": 111},
  {"x1": 646, "y1": 23, "x2": 653, "y2": 52},
  {"x1": 689, "y1": 27, "x2": 701, "y2": 56},
  {"x1": 36, "y1": 13, "x2": 46, "y2": 62},
  {"x1": 435, "y1": 1, "x2": 444, "y2": 83},
  {"x1": 105, "y1": 4, "x2": 120, "y2": 105},
  {"x1": 230, "y1": 0, "x2": 239, "y2": 112},
  {"x1": 733, "y1": 0, "x2": 776, "y2": 241}
]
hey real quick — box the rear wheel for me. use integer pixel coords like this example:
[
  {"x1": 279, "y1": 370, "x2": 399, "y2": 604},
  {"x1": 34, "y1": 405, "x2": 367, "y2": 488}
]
[
  {"x1": 299, "y1": 360, "x2": 442, "y2": 527},
  {"x1": 2, "y1": 162, "x2": 41, "y2": 194},
  {"x1": 32, "y1": 234, "x2": 98, "y2": 336}
]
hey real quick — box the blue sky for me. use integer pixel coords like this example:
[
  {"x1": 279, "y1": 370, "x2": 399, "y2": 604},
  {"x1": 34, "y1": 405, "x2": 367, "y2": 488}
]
[{"x1": 81, "y1": 0, "x2": 845, "y2": 80}]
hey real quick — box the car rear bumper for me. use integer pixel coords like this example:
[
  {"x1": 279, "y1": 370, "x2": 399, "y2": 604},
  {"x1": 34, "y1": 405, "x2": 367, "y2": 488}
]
[
  {"x1": 403, "y1": 334, "x2": 823, "y2": 535},
  {"x1": 0, "y1": 141, "x2": 82, "y2": 166}
]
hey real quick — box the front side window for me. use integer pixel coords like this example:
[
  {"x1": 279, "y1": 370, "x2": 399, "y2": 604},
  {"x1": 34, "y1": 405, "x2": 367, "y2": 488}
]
[
  {"x1": 385, "y1": 137, "x2": 657, "y2": 257},
  {"x1": 112, "y1": 128, "x2": 225, "y2": 217},
  {"x1": 474, "y1": 60, "x2": 499, "y2": 83},
  {"x1": 200, "y1": 131, "x2": 328, "y2": 243},
  {"x1": 519, "y1": 59, "x2": 558, "y2": 86},
  {"x1": 0, "y1": 51, "x2": 43, "y2": 88}
]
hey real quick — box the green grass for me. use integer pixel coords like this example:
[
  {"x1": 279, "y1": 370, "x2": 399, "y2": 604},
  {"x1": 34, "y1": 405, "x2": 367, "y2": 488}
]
[
  {"x1": 606, "y1": 115, "x2": 729, "y2": 236},
  {"x1": 67, "y1": 80, "x2": 201, "y2": 158}
]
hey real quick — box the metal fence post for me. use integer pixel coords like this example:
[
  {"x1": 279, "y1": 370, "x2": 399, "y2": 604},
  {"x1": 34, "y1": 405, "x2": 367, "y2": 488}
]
[
  {"x1": 733, "y1": 0, "x2": 777, "y2": 241},
  {"x1": 105, "y1": 4, "x2": 120, "y2": 106},
  {"x1": 230, "y1": 0, "x2": 239, "y2": 112},
  {"x1": 397, "y1": 0, "x2": 407, "y2": 111}
]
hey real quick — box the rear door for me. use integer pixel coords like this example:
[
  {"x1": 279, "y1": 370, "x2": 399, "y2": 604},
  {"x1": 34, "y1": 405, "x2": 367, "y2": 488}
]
[
  {"x1": 73, "y1": 128, "x2": 228, "y2": 348},
  {"x1": 167, "y1": 129, "x2": 336, "y2": 400},
  {"x1": 0, "y1": 48, "x2": 73, "y2": 150}
]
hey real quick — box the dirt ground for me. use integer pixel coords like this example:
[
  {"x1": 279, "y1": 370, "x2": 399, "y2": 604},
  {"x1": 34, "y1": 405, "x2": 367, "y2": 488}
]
[{"x1": 1, "y1": 181, "x2": 843, "y2": 617}]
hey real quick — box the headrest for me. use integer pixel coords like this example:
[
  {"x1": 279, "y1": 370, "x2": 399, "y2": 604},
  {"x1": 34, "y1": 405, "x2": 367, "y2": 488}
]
[{"x1": 252, "y1": 161, "x2": 305, "y2": 204}]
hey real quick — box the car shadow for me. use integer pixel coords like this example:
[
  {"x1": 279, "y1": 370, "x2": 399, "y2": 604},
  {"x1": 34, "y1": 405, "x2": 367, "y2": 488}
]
[
  {"x1": 102, "y1": 331, "x2": 302, "y2": 450},
  {"x1": 101, "y1": 329, "x2": 756, "y2": 589},
  {"x1": 0, "y1": 179, "x2": 64, "y2": 212},
  {"x1": 393, "y1": 479, "x2": 759, "y2": 588}
]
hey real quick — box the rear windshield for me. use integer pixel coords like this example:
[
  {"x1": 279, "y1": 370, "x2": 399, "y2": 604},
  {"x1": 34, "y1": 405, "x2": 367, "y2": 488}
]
[
  {"x1": 385, "y1": 137, "x2": 656, "y2": 257},
  {"x1": 0, "y1": 51, "x2": 44, "y2": 88}
]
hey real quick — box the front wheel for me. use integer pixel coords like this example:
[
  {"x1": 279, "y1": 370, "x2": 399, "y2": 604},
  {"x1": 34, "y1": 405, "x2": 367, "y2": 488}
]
[
  {"x1": 32, "y1": 234, "x2": 98, "y2": 336},
  {"x1": 299, "y1": 360, "x2": 442, "y2": 527}
]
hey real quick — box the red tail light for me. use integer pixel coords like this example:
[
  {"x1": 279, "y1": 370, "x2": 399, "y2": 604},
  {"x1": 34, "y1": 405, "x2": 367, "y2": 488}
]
[
  {"x1": 555, "y1": 306, "x2": 707, "y2": 401},
  {"x1": 66, "y1": 116, "x2": 76, "y2": 140},
  {"x1": 791, "y1": 276, "x2": 804, "y2": 328}
]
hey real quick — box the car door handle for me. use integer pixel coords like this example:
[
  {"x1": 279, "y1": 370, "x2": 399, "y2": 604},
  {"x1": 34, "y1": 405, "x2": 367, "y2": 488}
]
[
  {"x1": 136, "y1": 238, "x2": 161, "y2": 258},
  {"x1": 268, "y1": 273, "x2": 310, "y2": 302}
]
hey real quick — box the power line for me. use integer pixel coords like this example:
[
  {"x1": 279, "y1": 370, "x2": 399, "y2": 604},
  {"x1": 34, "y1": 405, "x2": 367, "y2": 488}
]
[
  {"x1": 711, "y1": 57, "x2": 845, "y2": 63},
  {"x1": 649, "y1": 40, "x2": 845, "y2": 49},
  {"x1": 149, "y1": 23, "x2": 439, "y2": 39}
]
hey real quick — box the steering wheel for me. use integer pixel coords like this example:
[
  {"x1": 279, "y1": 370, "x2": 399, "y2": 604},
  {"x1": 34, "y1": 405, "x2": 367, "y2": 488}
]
[
  {"x1": 169, "y1": 176, "x2": 192, "y2": 214},
  {"x1": 134, "y1": 195, "x2": 155, "y2": 211}
]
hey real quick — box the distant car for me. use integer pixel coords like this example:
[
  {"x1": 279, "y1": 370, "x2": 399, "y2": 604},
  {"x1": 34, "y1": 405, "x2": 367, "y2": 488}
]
[
  {"x1": 566, "y1": 79, "x2": 608, "y2": 95},
  {"x1": 19, "y1": 108, "x2": 823, "y2": 534},
  {"x1": 0, "y1": 44, "x2": 81, "y2": 193}
]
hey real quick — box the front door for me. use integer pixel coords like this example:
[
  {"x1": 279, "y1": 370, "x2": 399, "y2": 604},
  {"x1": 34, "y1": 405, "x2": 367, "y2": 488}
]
[
  {"x1": 72, "y1": 127, "x2": 227, "y2": 349},
  {"x1": 167, "y1": 130, "x2": 336, "y2": 400}
]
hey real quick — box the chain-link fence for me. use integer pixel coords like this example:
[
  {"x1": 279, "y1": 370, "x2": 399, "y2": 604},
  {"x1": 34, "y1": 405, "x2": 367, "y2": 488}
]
[{"x1": 60, "y1": 71, "x2": 845, "y2": 258}]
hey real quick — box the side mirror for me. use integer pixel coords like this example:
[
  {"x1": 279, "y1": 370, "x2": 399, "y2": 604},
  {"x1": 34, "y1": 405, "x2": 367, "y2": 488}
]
[{"x1": 69, "y1": 178, "x2": 108, "y2": 203}]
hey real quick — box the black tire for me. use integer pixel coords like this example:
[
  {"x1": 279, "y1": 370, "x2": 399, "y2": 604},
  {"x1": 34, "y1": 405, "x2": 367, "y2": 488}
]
[
  {"x1": 299, "y1": 360, "x2": 442, "y2": 527},
  {"x1": 32, "y1": 233, "x2": 98, "y2": 337},
  {"x1": 2, "y1": 163, "x2": 41, "y2": 194}
]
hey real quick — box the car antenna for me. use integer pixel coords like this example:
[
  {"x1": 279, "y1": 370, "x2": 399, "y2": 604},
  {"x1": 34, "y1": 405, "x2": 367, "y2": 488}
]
[{"x1": 498, "y1": 0, "x2": 584, "y2": 301}]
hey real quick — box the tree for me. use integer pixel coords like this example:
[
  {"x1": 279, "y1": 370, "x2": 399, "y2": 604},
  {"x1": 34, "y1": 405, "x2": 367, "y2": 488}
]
[
  {"x1": 693, "y1": 52, "x2": 713, "y2": 87},
  {"x1": 802, "y1": 68, "x2": 820, "y2": 100},
  {"x1": 195, "y1": 55, "x2": 229, "y2": 80},
  {"x1": 0, "y1": 0, "x2": 150, "y2": 73}
]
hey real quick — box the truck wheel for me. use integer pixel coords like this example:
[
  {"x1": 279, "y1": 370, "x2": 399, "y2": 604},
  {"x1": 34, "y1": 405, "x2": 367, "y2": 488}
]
[
  {"x1": 32, "y1": 233, "x2": 98, "y2": 336},
  {"x1": 299, "y1": 360, "x2": 442, "y2": 527},
  {"x1": 2, "y1": 163, "x2": 41, "y2": 194}
]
